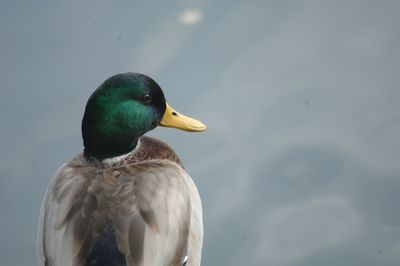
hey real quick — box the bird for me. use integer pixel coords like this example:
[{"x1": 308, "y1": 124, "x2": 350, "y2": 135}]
[{"x1": 37, "y1": 73, "x2": 207, "y2": 266}]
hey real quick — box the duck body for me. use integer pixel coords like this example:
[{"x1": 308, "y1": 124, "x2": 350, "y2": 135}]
[
  {"x1": 38, "y1": 136, "x2": 203, "y2": 266},
  {"x1": 37, "y1": 73, "x2": 206, "y2": 266}
]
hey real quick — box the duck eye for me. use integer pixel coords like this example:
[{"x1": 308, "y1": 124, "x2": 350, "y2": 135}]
[{"x1": 141, "y1": 94, "x2": 152, "y2": 104}]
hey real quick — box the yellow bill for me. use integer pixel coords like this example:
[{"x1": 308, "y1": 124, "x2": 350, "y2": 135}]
[{"x1": 159, "y1": 103, "x2": 207, "y2": 132}]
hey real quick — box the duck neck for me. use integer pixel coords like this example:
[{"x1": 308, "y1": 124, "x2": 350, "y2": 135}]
[
  {"x1": 83, "y1": 134, "x2": 139, "y2": 161},
  {"x1": 100, "y1": 138, "x2": 142, "y2": 165}
]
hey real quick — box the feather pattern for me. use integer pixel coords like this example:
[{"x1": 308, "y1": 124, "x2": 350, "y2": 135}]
[{"x1": 37, "y1": 138, "x2": 203, "y2": 266}]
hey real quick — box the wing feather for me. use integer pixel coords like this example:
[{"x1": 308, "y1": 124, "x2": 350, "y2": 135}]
[
  {"x1": 37, "y1": 160, "x2": 107, "y2": 266},
  {"x1": 114, "y1": 162, "x2": 193, "y2": 266},
  {"x1": 37, "y1": 158, "x2": 203, "y2": 266}
]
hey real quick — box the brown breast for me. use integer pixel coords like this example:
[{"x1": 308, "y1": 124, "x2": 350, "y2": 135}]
[{"x1": 125, "y1": 136, "x2": 183, "y2": 167}]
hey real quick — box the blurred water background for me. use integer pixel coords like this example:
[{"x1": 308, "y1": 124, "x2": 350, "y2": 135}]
[{"x1": 1, "y1": 1, "x2": 400, "y2": 265}]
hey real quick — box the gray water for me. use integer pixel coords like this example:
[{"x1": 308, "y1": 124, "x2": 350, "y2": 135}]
[{"x1": 1, "y1": 1, "x2": 400, "y2": 265}]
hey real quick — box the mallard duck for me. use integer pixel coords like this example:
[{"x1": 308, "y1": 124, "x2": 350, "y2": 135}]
[{"x1": 37, "y1": 73, "x2": 207, "y2": 266}]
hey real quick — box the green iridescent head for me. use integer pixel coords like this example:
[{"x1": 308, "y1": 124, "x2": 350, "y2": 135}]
[{"x1": 82, "y1": 73, "x2": 206, "y2": 159}]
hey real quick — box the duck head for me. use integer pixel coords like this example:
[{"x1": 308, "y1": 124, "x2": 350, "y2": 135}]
[{"x1": 82, "y1": 73, "x2": 206, "y2": 159}]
